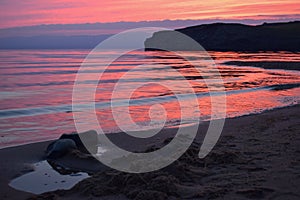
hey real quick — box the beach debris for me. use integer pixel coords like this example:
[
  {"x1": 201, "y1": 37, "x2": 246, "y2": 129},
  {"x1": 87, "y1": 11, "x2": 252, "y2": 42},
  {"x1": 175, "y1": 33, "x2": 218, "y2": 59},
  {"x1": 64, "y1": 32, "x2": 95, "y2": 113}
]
[
  {"x1": 59, "y1": 130, "x2": 98, "y2": 154},
  {"x1": 33, "y1": 133, "x2": 279, "y2": 200},
  {"x1": 46, "y1": 139, "x2": 77, "y2": 159},
  {"x1": 46, "y1": 130, "x2": 98, "y2": 160}
]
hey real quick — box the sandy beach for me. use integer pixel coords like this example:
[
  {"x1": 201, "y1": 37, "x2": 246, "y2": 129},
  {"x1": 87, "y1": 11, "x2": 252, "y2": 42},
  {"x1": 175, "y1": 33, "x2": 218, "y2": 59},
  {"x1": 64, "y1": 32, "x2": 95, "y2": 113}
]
[{"x1": 0, "y1": 104, "x2": 299, "y2": 200}]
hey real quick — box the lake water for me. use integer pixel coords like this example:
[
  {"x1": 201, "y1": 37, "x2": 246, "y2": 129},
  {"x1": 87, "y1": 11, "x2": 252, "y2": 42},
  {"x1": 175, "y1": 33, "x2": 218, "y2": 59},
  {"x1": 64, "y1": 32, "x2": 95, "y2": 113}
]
[{"x1": 0, "y1": 50, "x2": 299, "y2": 148}]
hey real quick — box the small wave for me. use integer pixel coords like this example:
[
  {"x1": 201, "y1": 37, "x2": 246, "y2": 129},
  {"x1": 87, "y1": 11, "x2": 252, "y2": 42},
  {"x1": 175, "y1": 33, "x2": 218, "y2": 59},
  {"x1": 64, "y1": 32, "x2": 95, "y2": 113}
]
[{"x1": 1, "y1": 83, "x2": 298, "y2": 119}]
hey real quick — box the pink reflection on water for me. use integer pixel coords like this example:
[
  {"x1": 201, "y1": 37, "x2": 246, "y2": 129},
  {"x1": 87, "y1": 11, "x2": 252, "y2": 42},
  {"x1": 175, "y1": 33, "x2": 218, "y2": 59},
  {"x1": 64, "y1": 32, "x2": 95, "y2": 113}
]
[{"x1": 0, "y1": 50, "x2": 299, "y2": 148}]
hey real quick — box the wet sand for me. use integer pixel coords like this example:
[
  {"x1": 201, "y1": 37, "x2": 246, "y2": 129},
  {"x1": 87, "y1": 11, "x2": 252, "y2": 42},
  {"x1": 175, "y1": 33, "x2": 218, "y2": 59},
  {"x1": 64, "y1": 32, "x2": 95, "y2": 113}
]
[{"x1": 0, "y1": 105, "x2": 299, "y2": 200}]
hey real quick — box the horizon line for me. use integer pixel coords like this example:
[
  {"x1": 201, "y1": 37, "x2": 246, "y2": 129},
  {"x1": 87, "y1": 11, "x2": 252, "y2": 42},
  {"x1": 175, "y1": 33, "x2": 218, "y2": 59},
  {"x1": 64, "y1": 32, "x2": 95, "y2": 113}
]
[{"x1": 1, "y1": 16, "x2": 299, "y2": 30}]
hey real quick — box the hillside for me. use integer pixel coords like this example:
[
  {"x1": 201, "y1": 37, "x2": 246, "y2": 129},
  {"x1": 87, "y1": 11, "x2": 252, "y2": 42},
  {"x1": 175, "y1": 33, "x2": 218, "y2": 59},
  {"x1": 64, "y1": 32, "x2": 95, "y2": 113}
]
[{"x1": 144, "y1": 21, "x2": 300, "y2": 51}]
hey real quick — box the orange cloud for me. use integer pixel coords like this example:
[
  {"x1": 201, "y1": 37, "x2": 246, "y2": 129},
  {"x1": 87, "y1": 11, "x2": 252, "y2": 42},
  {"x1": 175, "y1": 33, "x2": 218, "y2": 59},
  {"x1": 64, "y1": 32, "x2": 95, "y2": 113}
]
[{"x1": 0, "y1": 0, "x2": 299, "y2": 28}]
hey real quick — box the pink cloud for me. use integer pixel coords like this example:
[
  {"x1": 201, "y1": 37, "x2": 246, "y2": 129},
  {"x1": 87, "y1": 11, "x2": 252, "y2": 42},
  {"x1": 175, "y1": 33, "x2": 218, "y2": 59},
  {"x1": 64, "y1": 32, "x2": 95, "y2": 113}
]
[{"x1": 0, "y1": 0, "x2": 299, "y2": 28}]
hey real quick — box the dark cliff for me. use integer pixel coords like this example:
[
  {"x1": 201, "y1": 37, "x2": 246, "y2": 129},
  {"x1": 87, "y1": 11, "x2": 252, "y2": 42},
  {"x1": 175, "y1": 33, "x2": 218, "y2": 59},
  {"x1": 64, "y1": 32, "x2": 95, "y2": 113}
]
[{"x1": 145, "y1": 21, "x2": 300, "y2": 51}]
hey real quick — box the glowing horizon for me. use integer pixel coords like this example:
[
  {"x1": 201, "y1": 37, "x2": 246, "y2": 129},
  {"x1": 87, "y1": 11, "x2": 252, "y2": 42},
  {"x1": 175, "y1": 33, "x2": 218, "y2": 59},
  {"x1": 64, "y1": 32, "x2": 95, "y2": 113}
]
[{"x1": 0, "y1": 0, "x2": 299, "y2": 28}]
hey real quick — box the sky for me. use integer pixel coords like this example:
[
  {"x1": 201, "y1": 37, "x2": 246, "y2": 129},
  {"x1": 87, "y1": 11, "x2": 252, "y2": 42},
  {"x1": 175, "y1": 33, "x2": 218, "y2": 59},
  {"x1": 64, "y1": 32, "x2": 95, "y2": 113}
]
[{"x1": 0, "y1": 0, "x2": 299, "y2": 28}]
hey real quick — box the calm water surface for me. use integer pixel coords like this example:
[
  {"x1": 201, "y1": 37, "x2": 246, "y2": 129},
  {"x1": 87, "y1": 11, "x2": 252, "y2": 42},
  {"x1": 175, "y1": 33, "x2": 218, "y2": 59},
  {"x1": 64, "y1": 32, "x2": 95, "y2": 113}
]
[{"x1": 0, "y1": 50, "x2": 299, "y2": 148}]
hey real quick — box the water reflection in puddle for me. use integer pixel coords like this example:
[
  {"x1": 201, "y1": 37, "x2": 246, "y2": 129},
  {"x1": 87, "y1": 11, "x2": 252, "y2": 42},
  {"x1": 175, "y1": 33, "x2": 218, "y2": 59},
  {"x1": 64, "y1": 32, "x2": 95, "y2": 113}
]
[{"x1": 9, "y1": 160, "x2": 89, "y2": 194}]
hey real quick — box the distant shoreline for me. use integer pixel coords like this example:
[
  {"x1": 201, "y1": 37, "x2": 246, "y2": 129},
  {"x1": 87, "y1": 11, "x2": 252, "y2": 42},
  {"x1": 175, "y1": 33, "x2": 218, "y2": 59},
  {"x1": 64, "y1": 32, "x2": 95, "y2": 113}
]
[
  {"x1": 223, "y1": 61, "x2": 300, "y2": 71},
  {"x1": 1, "y1": 21, "x2": 299, "y2": 50}
]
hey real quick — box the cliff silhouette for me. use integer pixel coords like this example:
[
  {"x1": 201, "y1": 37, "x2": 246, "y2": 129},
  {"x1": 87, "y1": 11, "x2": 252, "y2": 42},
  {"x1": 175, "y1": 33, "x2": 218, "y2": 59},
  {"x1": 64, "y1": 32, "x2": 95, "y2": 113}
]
[{"x1": 145, "y1": 21, "x2": 300, "y2": 51}]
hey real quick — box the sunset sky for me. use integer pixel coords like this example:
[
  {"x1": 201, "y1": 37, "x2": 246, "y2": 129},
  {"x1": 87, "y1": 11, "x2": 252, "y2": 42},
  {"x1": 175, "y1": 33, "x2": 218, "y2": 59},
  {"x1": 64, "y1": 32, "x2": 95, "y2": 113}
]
[{"x1": 0, "y1": 0, "x2": 299, "y2": 28}]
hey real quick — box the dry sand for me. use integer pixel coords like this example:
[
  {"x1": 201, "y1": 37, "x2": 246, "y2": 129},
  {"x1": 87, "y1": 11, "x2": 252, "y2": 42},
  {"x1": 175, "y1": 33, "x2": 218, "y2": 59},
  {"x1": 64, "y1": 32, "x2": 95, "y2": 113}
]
[{"x1": 0, "y1": 105, "x2": 299, "y2": 200}]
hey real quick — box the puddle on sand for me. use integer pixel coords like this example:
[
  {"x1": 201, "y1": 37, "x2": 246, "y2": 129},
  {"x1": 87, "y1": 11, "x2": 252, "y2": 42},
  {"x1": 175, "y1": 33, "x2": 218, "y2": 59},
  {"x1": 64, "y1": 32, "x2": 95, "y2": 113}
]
[{"x1": 9, "y1": 160, "x2": 90, "y2": 194}]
